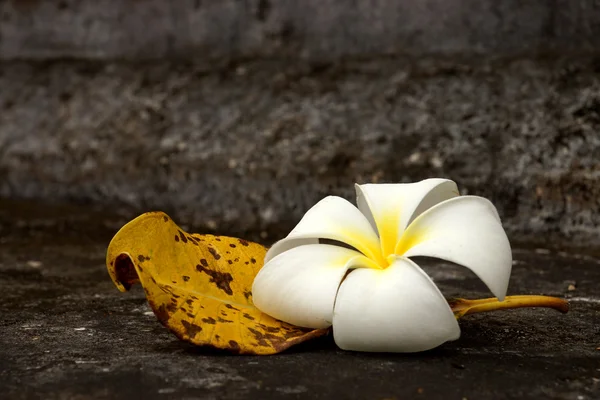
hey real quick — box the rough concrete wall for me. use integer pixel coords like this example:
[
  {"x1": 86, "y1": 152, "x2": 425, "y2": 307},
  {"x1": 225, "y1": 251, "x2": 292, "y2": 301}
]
[
  {"x1": 1, "y1": 58, "x2": 599, "y2": 245},
  {"x1": 2, "y1": 0, "x2": 600, "y2": 61},
  {"x1": 1, "y1": 0, "x2": 599, "y2": 246}
]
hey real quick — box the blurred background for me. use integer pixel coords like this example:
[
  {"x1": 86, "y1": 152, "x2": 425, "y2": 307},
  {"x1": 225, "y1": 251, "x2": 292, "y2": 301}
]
[{"x1": 1, "y1": 0, "x2": 599, "y2": 246}]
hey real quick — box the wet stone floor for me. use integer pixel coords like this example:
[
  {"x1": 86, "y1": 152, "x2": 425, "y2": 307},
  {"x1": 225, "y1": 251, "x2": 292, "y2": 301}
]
[{"x1": 0, "y1": 203, "x2": 599, "y2": 400}]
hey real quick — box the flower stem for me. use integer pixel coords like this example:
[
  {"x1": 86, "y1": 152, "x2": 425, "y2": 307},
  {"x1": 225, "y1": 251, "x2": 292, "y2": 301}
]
[{"x1": 449, "y1": 295, "x2": 569, "y2": 319}]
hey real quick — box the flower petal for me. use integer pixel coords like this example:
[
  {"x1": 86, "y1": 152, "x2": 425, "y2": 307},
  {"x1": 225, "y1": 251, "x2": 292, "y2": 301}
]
[
  {"x1": 332, "y1": 257, "x2": 460, "y2": 352},
  {"x1": 265, "y1": 196, "x2": 384, "y2": 265},
  {"x1": 252, "y1": 244, "x2": 380, "y2": 329},
  {"x1": 355, "y1": 179, "x2": 459, "y2": 256},
  {"x1": 397, "y1": 196, "x2": 512, "y2": 300}
]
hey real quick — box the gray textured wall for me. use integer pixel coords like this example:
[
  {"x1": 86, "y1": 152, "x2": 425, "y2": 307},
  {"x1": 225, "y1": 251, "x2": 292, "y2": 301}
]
[
  {"x1": 1, "y1": 58, "x2": 599, "y2": 246},
  {"x1": 1, "y1": 0, "x2": 600, "y2": 247},
  {"x1": 1, "y1": 0, "x2": 600, "y2": 60}
]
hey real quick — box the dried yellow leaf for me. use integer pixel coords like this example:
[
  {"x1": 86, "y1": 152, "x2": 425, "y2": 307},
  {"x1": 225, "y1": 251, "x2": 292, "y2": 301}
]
[{"x1": 106, "y1": 212, "x2": 327, "y2": 355}]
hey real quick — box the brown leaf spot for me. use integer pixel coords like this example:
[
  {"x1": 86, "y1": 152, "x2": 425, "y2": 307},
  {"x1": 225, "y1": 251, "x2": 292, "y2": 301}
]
[
  {"x1": 150, "y1": 298, "x2": 176, "y2": 325},
  {"x1": 229, "y1": 243, "x2": 237, "y2": 248},
  {"x1": 186, "y1": 299, "x2": 194, "y2": 306},
  {"x1": 283, "y1": 328, "x2": 312, "y2": 339},
  {"x1": 248, "y1": 327, "x2": 286, "y2": 348},
  {"x1": 208, "y1": 247, "x2": 221, "y2": 260},
  {"x1": 163, "y1": 216, "x2": 169, "y2": 222},
  {"x1": 153, "y1": 304, "x2": 171, "y2": 325},
  {"x1": 243, "y1": 290, "x2": 252, "y2": 300},
  {"x1": 245, "y1": 261, "x2": 249, "y2": 265},
  {"x1": 214, "y1": 236, "x2": 221, "y2": 241},
  {"x1": 250, "y1": 257, "x2": 257, "y2": 264},
  {"x1": 247, "y1": 327, "x2": 271, "y2": 347},
  {"x1": 160, "y1": 284, "x2": 174, "y2": 295},
  {"x1": 227, "y1": 260, "x2": 233, "y2": 265},
  {"x1": 186, "y1": 312, "x2": 195, "y2": 319},
  {"x1": 202, "y1": 317, "x2": 216, "y2": 324},
  {"x1": 243, "y1": 313, "x2": 255, "y2": 320},
  {"x1": 200, "y1": 259, "x2": 208, "y2": 267},
  {"x1": 182, "y1": 275, "x2": 190, "y2": 282},
  {"x1": 225, "y1": 304, "x2": 239, "y2": 311},
  {"x1": 166, "y1": 302, "x2": 178, "y2": 313},
  {"x1": 195, "y1": 264, "x2": 234, "y2": 295},
  {"x1": 181, "y1": 320, "x2": 202, "y2": 338},
  {"x1": 178, "y1": 230, "x2": 188, "y2": 243},
  {"x1": 228, "y1": 340, "x2": 240, "y2": 352},
  {"x1": 238, "y1": 239, "x2": 250, "y2": 246},
  {"x1": 137, "y1": 255, "x2": 145, "y2": 263},
  {"x1": 175, "y1": 235, "x2": 180, "y2": 242},
  {"x1": 215, "y1": 335, "x2": 221, "y2": 340},
  {"x1": 218, "y1": 317, "x2": 233, "y2": 323}
]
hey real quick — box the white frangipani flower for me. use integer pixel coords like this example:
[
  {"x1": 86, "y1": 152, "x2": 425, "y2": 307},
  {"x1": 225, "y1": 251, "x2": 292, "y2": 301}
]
[{"x1": 252, "y1": 179, "x2": 512, "y2": 352}]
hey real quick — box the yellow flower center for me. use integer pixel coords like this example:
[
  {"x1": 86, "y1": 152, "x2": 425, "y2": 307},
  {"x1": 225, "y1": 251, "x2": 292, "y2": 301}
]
[{"x1": 371, "y1": 227, "x2": 427, "y2": 269}]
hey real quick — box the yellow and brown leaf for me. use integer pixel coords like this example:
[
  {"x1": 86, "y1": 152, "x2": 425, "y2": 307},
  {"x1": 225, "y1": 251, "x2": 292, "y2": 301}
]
[{"x1": 106, "y1": 212, "x2": 327, "y2": 355}]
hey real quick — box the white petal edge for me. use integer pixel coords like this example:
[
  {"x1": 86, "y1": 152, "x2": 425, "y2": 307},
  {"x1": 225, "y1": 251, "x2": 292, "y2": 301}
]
[
  {"x1": 355, "y1": 179, "x2": 459, "y2": 256},
  {"x1": 332, "y1": 257, "x2": 460, "y2": 352},
  {"x1": 252, "y1": 244, "x2": 380, "y2": 329},
  {"x1": 265, "y1": 196, "x2": 384, "y2": 265},
  {"x1": 397, "y1": 196, "x2": 512, "y2": 300}
]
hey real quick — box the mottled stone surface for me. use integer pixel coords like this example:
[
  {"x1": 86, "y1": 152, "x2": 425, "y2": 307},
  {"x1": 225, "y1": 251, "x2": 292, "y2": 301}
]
[
  {"x1": 0, "y1": 204, "x2": 599, "y2": 399},
  {"x1": 1, "y1": 57, "x2": 599, "y2": 246}
]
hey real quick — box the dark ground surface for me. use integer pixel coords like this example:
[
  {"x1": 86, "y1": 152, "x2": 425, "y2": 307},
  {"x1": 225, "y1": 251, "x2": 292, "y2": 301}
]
[{"x1": 1, "y1": 201, "x2": 599, "y2": 400}]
